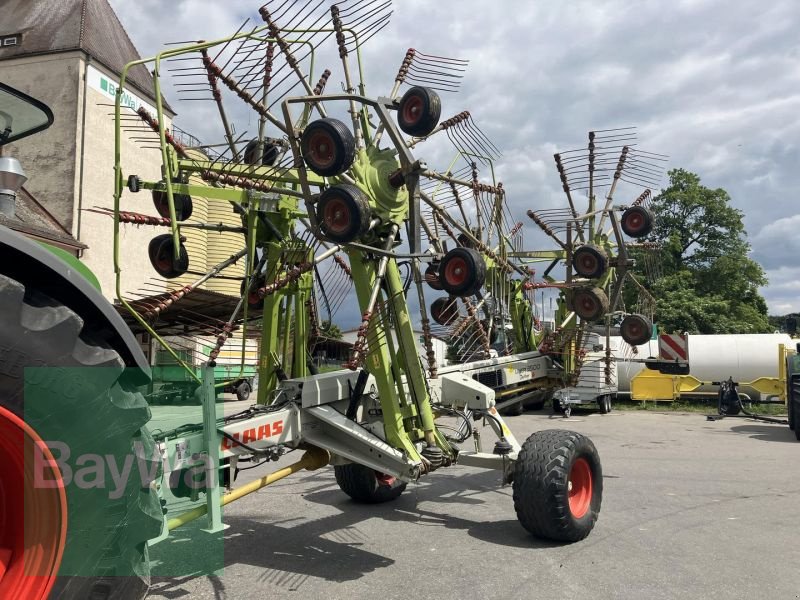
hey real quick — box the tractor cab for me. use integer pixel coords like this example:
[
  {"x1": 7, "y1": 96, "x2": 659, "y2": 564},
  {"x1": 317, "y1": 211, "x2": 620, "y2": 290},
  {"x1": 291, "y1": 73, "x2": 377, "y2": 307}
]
[{"x1": 0, "y1": 81, "x2": 54, "y2": 217}]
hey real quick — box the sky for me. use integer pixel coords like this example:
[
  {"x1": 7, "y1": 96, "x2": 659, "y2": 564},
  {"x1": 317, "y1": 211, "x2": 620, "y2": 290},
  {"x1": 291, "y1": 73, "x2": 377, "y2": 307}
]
[{"x1": 111, "y1": 0, "x2": 800, "y2": 323}]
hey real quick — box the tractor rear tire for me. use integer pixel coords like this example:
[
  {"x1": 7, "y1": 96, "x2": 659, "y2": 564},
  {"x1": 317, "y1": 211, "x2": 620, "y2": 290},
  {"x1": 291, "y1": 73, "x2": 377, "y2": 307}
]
[
  {"x1": 512, "y1": 429, "x2": 602, "y2": 542},
  {"x1": 0, "y1": 274, "x2": 162, "y2": 600},
  {"x1": 334, "y1": 463, "x2": 407, "y2": 504}
]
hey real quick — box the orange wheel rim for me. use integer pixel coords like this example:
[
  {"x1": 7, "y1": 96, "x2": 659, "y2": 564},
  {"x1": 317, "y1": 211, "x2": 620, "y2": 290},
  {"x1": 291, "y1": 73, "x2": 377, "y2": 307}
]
[
  {"x1": 568, "y1": 457, "x2": 593, "y2": 519},
  {"x1": 0, "y1": 405, "x2": 67, "y2": 600}
]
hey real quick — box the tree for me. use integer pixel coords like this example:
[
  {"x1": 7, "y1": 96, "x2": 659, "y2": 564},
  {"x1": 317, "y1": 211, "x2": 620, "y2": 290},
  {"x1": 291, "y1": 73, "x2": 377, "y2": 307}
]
[
  {"x1": 630, "y1": 168, "x2": 771, "y2": 334},
  {"x1": 320, "y1": 320, "x2": 343, "y2": 340}
]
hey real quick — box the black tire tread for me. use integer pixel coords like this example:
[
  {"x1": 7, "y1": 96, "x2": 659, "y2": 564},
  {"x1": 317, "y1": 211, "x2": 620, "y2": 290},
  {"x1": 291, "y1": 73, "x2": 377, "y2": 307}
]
[
  {"x1": 0, "y1": 274, "x2": 161, "y2": 600},
  {"x1": 512, "y1": 429, "x2": 602, "y2": 542},
  {"x1": 334, "y1": 463, "x2": 407, "y2": 504}
]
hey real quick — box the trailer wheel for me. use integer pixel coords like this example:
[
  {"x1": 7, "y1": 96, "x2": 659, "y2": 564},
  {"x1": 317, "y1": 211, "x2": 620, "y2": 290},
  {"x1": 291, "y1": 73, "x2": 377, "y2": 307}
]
[
  {"x1": 397, "y1": 86, "x2": 441, "y2": 137},
  {"x1": 572, "y1": 287, "x2": 609, "y2": 322},
  {"x1": 0, "y1": 274, "x2": 161, "y2": 600},
  {"x1": 620, "y1": 206, "x2": 654, "y2": 238},
  {"x1": 597, "y1": 395, "x2": 612, "y2": 414},
  {"x1": 512, "y1": 429, "x2": 602, "y2": 542},
  {"x1": 620, "y1": 314, "x2": 652, "y2": 346},
  {"x1": 572, "y1": 244, "x2": 608, "y2": 279},
  {"x1": 300, "y1": 118, "x2": 356, "y2": 177},
  {"x1": 236, "y1": 380, "x2": 252, "y2": 402},
  {"x1": 316, "y1": 184, "x2": 372, "y2": 244},
  {"x1": 334, "y1": 463, "x2": 407, "y2": 504},
  {"x1": 438, "y1": 247, "x2": 486, "y2": 297}
]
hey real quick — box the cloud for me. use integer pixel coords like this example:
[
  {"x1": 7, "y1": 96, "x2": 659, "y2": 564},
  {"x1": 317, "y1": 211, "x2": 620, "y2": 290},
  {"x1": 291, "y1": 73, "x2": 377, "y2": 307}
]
[{"x1": 108, "y1": 0, "x2": 800, "y2": 325}]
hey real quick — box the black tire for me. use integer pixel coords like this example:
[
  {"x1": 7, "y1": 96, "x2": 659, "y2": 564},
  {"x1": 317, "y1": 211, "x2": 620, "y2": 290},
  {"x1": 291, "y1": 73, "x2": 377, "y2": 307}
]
[
  {"x1": 430, "y1": 296, "x2": 459, "y2": 326},
  {"x1": 243, "y1": 139, "x2": 280, "y2": 166},
  {"x1": 236, "y1": 380, "x2": 252, "y2": 402},
  {"x1": 0, "y1": 274, "x2": 161, "y2": 600},
  {"x1": 788, "y1": 387, "x2": 795, "y2": 431},
  {"x1": 241, "y1": 276, "x2": 265, "y2": 310},
  {"x1": 316, "y1": 184, "x2": 372, "y2": 244},
  {"x1": 438, "y1": 247, "x2": 486, "y2": 297},
  {"x1": 424, "y1": 263, "x2": 443, "y2": 291},
  {"x1": 512, "y1": 429, "x2": 602, "y2": 542},
  {"x1": 148, "y1": 234, "x2": 190, "y2": 279},
  {"x1": 334, "y1": 463, "x2": 407, "y2": 503},
  {"x1": 597, "y1": 395, "x2": 612, "y2": 414},
  {"x1": 152, "y1": 189, "x2": 193, "y2": 221},
  {"x1": 572, "y1": 287, "x2": 609, "y2": 322},
  {"x1": 501, "y1": 400, "x2": 524, "y2": 416},
  {"x1": 620, "y1": 314, "x2": 652, "y2": 346},
  {"x1": 300, "y1": 118, "x2": 356, "y2": 177},
  {"x1": 397, "y1": 86, "x2": 441, "y2": 137},
  {"x1": 620, "y1": 206, "x2": 654, "y2": 238},
  {"x1": 572, "y1": 244, "x2": 608, "y2": 279}
]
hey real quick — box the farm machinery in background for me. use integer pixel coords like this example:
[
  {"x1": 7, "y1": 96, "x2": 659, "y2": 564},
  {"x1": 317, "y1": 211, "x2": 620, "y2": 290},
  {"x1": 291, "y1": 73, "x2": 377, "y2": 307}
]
[{"x1": 0, "y1": 2, "x2": 678, "y2": 598}]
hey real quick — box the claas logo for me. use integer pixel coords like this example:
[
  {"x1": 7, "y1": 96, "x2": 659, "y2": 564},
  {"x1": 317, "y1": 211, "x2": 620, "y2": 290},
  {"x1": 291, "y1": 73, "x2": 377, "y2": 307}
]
[{"x1": 221, "y1": 420, "x2": 284, "y2": 450}]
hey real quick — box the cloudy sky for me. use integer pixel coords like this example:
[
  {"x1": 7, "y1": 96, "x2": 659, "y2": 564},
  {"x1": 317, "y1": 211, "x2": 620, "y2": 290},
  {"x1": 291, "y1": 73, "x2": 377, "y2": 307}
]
[{"x1": 112, "y1": 0, "x2": 800, "y2": 321}]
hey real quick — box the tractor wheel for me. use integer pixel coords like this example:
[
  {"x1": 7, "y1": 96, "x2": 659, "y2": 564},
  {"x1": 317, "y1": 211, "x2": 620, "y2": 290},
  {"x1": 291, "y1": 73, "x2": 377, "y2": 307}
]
[
  {"x1": 438, "y1": 247, "x2": 486, "y2": 297},
  {"x1": 0, "y1": 274, "x2": 162, "y2": 600},
  {"x1": 334, "y1": 463, "x2": 407, "y2": 504},
  {"x1": 430, "y1": 296, "x2": 459, "y2": 326},
  {"x1": 572, "y1": 244, "x2": 608, "y2": 279},
  {"x1": 424, "y1": 263, "x2": 443, "y2": 290},
  {"x1": 148, "y1": 234, "x2": 190, "y2": 279},
  {"x1": 236, "y1": 380, "x2": 252, "y2": 402},
  {"x1": 316, "y1": 184, "x2": 372, "y2": 244},
  {"x1": 152, "y1": 190, "x2": 193, "y2": 221},
  {"x1": 572, "y1": 287, "x2": 609, "y2": 322},
  {"x1": 620, "y1": 206, "x2": 654, "y2": 238},
  {"x1": 397, "y1": 86, "x2": 441, "y2": 137},
  {"x1": 512, "y1": 429, "x2": 602, "y2": 542},
  {"x1": 300, "y1": 118, "x2": 355, "y2": 177},
  {"x1": 620, "y1": 314, "x2": 652, "y2": 346},
  {"x1": 243, "y1": 139, "x2": 280, "y2": 166}
]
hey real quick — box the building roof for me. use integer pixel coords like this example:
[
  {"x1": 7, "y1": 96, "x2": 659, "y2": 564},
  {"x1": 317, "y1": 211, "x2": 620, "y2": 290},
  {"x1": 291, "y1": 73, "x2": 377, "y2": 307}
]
[
  {"x1": 0, "y1": 186, "x2": 87, "y2": 252},
  {"x1": 0, "y1": 0, "x2": 173, "y2": 113}
]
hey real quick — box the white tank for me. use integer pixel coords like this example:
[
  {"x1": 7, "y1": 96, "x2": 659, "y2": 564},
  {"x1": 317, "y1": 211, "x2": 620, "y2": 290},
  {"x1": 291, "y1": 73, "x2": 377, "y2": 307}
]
[{"x1": 613, "y1": 334, "x2": 794, "y2": 396}]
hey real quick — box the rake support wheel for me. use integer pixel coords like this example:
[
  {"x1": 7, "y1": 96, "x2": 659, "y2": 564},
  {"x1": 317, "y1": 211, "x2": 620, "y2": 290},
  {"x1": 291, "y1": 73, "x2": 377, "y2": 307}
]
[
  {"x1": 620, "y1": 205, "x2": 654, "y2": 238},
  {"x1": 397, "y1": 86, "x2": 441, "y2": 137},
  {"x1": 572, "y1": 244, "x2": 608, "y2": 279},
  {"x1": 424, "y1": 263, "x2": 443, "y2": 290},
  {"x1": 572, "y1": 287, "x2": 609, "y2": 322},
  {"x1": 316, "y1": 184, "x2": 372, "y2": 244},
  {"x1": 438, "y1": 247, "x2": 486, "y2": 297},
  {"x1": 300, "y1": 118, "x2": 356, "y2": 177},
  {"x1": 243, "y1": 139, "x2": 280, "y2": 166},
  {"x1": 430, "y1": 296, "x2": 459, "y2": 326},
  {"x1": 512, "y1": 429, "x2": 602, "y2": 542},
  {"x1": 620, "y1": 313, "x2": 652, "y2": 346},
  {"x1": 148, "y1": 234, "x2": 190, "y2": 279},
  {"x1": 152, "y1": 190, "x2": 193, "y2": 221}
]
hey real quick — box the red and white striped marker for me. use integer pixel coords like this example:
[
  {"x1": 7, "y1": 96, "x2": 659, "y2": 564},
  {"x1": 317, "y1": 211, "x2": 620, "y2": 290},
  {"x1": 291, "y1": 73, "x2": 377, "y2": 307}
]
[{"x1": 659, "y1": 333, "x2": 689, "y2": 362}]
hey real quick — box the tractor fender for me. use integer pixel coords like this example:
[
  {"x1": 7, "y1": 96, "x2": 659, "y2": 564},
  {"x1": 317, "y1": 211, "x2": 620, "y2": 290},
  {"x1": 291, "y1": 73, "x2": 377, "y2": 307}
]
[{"x1": 0, "y1": 226, "x2": 150, "y2": 382}]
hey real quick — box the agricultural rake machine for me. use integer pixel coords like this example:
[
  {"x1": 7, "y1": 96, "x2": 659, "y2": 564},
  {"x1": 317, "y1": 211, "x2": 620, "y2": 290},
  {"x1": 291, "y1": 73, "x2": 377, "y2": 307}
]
[{"x1": 0, "y1": 2, "x2": 668, "y2": 598}]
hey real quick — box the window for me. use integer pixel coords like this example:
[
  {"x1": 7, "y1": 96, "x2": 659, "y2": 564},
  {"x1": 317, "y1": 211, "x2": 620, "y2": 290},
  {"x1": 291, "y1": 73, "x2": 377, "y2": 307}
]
[{"x1": 2, "y1": 34, "x2": 20, "y2": 46}]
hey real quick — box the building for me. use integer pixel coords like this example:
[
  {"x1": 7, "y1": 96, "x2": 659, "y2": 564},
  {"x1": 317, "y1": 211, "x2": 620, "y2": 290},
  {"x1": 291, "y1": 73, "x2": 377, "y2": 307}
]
[
  {"x1": 341, "y1": 328, "x2": 450, "y2": 369},
  {"x1": 0, "y1": 0, "x2": 251, "y2": 368}
]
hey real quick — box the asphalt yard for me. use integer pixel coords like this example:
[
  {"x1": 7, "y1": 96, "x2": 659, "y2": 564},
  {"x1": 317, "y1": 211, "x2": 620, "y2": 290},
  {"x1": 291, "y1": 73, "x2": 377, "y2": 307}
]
[{"x1": 148, "y1": 407, "x2": 800, "y2": 600}]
